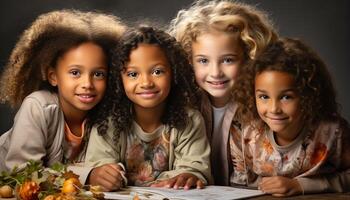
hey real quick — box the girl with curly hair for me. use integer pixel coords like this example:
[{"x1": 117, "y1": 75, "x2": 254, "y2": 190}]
[
  {"x1": 230, "y1": 38, "x2": 350, "y2": 196},
  {"x1": 0, "y1": 10, "x2": 125, "y2": 184},
  {"x1": 168, "y1": 0, "x2": 277, "y2": 185},
  {"x1": 85, "y1": 26, "x2": 211, "y2": 191}
]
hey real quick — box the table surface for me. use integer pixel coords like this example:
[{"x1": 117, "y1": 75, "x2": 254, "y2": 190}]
[
  {"x1": 2, "y1": 193, "x2": 350, "y2": 200},
  {"x1": 248, "y1": 193, "x2": 350, "y2": 200}
]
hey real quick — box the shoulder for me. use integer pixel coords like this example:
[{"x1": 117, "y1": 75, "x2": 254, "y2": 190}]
[
  {"x1": 186, "y1": 108, "x2": 204, "y2": 124},
  {"x1": 18, "y1": 90, "x2": 62, "y2": 122},
  {"x1": 24, "y1": 90, "x2": 59, "y2": 106},
  {"x1": 314, "y1": 120, "x2": 346, "y2": 135}
]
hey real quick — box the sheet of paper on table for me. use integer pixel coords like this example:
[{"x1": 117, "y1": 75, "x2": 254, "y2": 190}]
[{"x1": 103, "y1": 185, "x2": 264, "y2": 200}]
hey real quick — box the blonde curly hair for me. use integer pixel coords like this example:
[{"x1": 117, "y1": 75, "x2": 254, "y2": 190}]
[
  {"x1": 0, "y1": 9, "x2": 125, "y2": 107},
  {"x1": 168, "y1": 0, "x2": 277, "y2": 61}
]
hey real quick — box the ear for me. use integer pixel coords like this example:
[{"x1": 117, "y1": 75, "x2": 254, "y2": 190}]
[{"x1": 47, "y1": 67, "x2": 58, "y2": 87}]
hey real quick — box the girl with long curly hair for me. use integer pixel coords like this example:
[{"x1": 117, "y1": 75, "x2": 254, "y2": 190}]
[
  {"x1": 85, "y1": 26, "x2": 211, "y2": 191},
  {"x1": 230, "y1": 38, "x2": 350, "y2": 196},
  {"x1": 0, "y1": 10, "x2": 125, "y2": 184},
  {"x1": 168, "y1": 0, "x2": 277, "y2": 185}
]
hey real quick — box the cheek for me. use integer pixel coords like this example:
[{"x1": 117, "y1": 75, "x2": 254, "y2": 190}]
[
  {"x1": 289, "y1": 103, "x2": 302, "y2": 119},
  {"x1": 121, "y1": 77, "x2": 133, "y2": 93},
  {"x1": 255, "y1": 100, "x2": 266, "y2": 116},
  {"x1": 97, "y1": 80, "x2": 107, "y2": 93},
  {"x1": 193, "y1": 68, "x2": 206, "y2": 82},
  {"x1": 161, "y1": 78, "x2": 172, "y2": 94},
  {"x1": 227, "y1": 65, "x2": 240, "y2": 80}
]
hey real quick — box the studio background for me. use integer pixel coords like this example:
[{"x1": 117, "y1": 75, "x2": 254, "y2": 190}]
[{"x1": 0, "y1": 0, "x2": 349, "y2": 134}]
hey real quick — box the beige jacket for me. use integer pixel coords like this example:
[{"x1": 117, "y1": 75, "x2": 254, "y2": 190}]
[
  {"x1": 200, "y1": 93, "x2": 239, "y2": 185},
  {"x1": 0, "y1": 90, "x2": 92, "y2": 184},
  {"x1": 85, "y1": 109, "x2": 213, "y2": 184}
]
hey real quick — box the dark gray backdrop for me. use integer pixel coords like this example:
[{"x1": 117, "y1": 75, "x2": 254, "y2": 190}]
[{"x1": 1, "y1": 0, "x2": 349, "y2": 134}]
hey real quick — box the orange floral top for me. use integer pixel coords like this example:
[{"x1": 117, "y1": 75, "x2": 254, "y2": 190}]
[{"x1": 230, "y1": 120, "x2": 350, "y2": 193}]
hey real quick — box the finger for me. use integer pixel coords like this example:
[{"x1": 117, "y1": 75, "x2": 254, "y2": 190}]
[
  {"x1": 96, "y1": 177, "x2": 120, "y2": 191},
  {"x1": 103, "y1": 169, "x2": 123, "y2": 184},
  {"x1": 151, "y1": 180, "x2": 169, "y2": 188},
  {"x1": 196, "y1": 179, "x2": 204, "y2": 189},
  {"x1": 105, "y1": 165, "x2": 123, "y2": 179},
  {"x1": 183, "y1": 177, "x2": 195, "y2": 190},
  {"x1": 166, "y1": 177, "x2": 177, "y2": 188},
  {"x1": 272, "y1": 193, "x2": 287, "y2": 197},
  {"x1": 174, "y1": 176, "x2": 186, "y2": 189},
  {"x1": 260, "y1": 177, "x2": 275, "y2": 186},
  {"x1": 108, "y1": 163, "x2": 124, "y2": 172},
  {"x1": 261, "y1": 186, "x2": 285, "y2": 195}
]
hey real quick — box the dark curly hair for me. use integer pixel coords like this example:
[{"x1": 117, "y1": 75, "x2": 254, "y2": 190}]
[
  {"x1": 234, "y1": 37, "x2": 340, "y2": 129},
  {"x1": 96, "y1": 26, "x2": 198, "y2": 137}
]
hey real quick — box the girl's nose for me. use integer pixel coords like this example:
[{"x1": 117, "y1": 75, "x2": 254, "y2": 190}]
[
  {"x1": 81, "y1": 75, "x2": 93, "y2": 89},
  {"x1": 209, "y1": 63, "x2": 223, "y2": 78},
  {"x1": 269, "y1": 100, "x2": 282, "y2": 114},
  {"x1": 140, "y1": 75, "x2": 154, "y2": 88}
]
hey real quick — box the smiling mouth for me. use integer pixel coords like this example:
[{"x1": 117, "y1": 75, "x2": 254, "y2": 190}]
[
  {"x1": 136, "y1": 91, "x2": 159, "y2": 98},
  {"x1": 76, "y1": 94, "x2": 96, "y2": 103},
  {"x1": 267, "y1": 117, "x2": 288, "y2": 122},
  {"x1": 207, "y1": 80, "x2": 229, "y2": 85}
]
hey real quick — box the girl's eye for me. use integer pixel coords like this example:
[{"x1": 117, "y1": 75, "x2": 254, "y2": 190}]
[
  {"x1": 281, "y1": 95, "x2": 292, "y2": 100},
  {"x1": 93, "y1": 71, "x2": 106, "y2": 79},
  {"x1": 69, "y1": 70, "x2": 80, "y2": 77},
  {"x1": 222, "y1": 57, "x2": 234, "y2": 64},
  {"x1": 196, "y1": 58, "x2": 209, "y2": 65},
  {"x1": 257, "y1": 94, "x2": 269, "y2": 100},
  {"x1": 152, "y1": 68, "x2": 164, "y2": 76},
  {"x1": 126, "y1": 71, "x2": 138, "y2": 78}
]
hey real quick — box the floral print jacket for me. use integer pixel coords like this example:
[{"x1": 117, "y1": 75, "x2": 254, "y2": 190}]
[
  {"x1": 230, "y1": 120, "x2": 350, "y2": 193},
  {"x1": 85, "y1": 109, "x2": 212, "y2": 185}
]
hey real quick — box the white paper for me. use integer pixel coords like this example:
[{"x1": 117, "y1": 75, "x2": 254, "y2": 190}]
[{"x1": 103, "y1": 186, "x2": 264, "y2": 200}]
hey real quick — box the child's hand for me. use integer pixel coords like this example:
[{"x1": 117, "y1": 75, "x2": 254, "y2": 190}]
[
  {"x1": 88, "y1": 163, "x2": 125, "y2": 192},
  {"x1": 258, "y1": 176, "x2": 302, "y2": 197},
  {"x1": 150, "y1": 173, "x2": 204, "y2": 190}
]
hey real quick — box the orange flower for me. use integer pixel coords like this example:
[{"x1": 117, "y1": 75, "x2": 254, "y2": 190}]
[
  {"x1": 310, "y1": 142, "x2": 328, "y2": 165},
  {"x1": 260, "y1": 163, "x2": 275, "y2": 175},
  {"x1": 18, "y1": 181, "x2": 40, "y2": 200},
  {"x1": 262, "y1": 138, "x2": 274, "y2": 155}
]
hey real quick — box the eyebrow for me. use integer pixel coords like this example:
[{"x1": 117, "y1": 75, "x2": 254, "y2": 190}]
[
  {"x1": 193, "y1": 53, "x2": 241, "y2": 58},
  {"x1": 127, "y1": 62, "x2": 167, "y2": 69},
  {"x1": 68, "y1": 64, "x2": 107, "y2": 70},
  {"x1": 255, "y1": 88, "x2": 296, "y2": 93}
]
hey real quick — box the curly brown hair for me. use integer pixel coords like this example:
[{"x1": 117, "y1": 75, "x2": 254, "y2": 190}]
[
  {"x1": 0, "y1": 9, "x2": 125, "y2": 107},
  {"x1": 234, "y1": 38, "x2": 340, "y2": 129},
  {"x1": 96, "y1": 26, "x2": 198, "y2": 136}
]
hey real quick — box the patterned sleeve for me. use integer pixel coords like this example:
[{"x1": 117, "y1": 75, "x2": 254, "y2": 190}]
[
  {"x1": 296, "y1": 120, "x2": 350, "y2": 193},
  {"x1": 229, "y1": 125, "x2": 260, "y2": 187}
]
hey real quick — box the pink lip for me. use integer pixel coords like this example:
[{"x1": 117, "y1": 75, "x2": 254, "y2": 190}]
[
  {"x1": 267, "y1": 117, "x2": 288, "y2": 123},
  {"x1": 76, "y1": 94, "x2": 96, "y2": 103},
  {"x1": 207, "y1": 80, "x2": 229, "y2": 89},
  {"x1": 136, "y1": 91, "x2": 159, "y2": 99}
]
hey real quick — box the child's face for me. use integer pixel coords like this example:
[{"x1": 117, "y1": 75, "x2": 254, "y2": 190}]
[
  {"x1": 121, "y1": 43, "x2": 171, "y2": 111},
  {"x1": 191, "y1": 31, "x2": 243, "y2": 107},
  {"x1": 48, "y1": 42, "x2": 107, "y2": 117},
  {"x1": 255, "y1": 70, "x2": 303, "y2": 145}
]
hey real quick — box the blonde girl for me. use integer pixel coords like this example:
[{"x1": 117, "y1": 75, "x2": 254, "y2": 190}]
[
  {"x1": 168, "y1": 0, "x2": 277, "y2": 185},
  {"x1": 0, "y1": 10, "x2": 125, "y2": 184}
]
